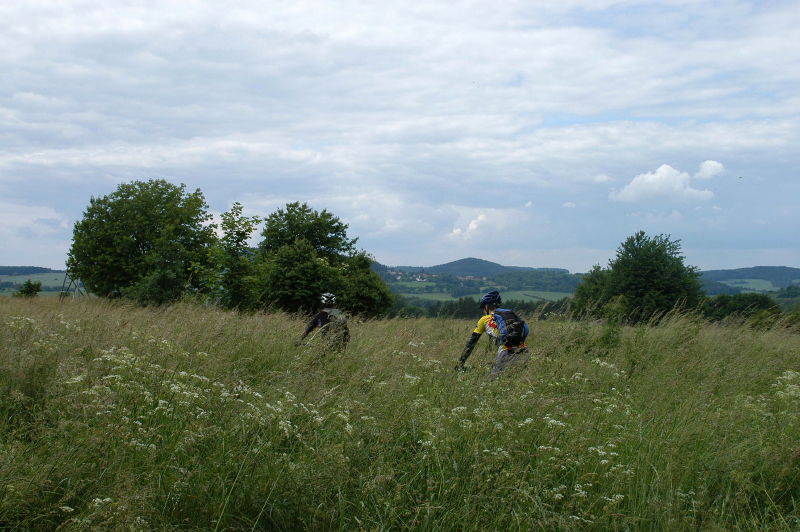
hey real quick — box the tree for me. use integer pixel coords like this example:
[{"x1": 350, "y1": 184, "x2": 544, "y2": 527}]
[
  {"x1": 193, "y1": 202, "x2": 261, "y2": 309},
  {"x1": 254, "y1": 239, "x2": 337, "y2": 312},
  {"x1": 572, "y1": 232, "x2": 704, "y2": 322},
  {"x1": 13, "y1": 279, "x2": 42, "y2": 298},
  {"x1": 571, "y1": 265, "x2": 611, "y2": 318},
  {"x1": 253, "y1": 202, "x2": 392, "y2": 316},
  {"x1": 700, "y1": 293, "x2": 780, "y2": 321},
  {"x1": 336, "y1": 252, "x2": 394, "y2": 316},
  {"x1": 67, "y1": 179, "x2": 216, "y2": 304},
  {"x1": 258, "y1": 202, "x2": 356, "y2": 262}
]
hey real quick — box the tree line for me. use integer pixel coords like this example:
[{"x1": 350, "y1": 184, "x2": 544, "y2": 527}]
[
  {"x1": 389, "y1": 231, "x2": 798, "y2": 327},
  {"x1": 66, "y1": 180, "x2": 393, "y2": 316},
  {"x1": 61, "y1": 179, "x2": 798, "y2": 325}
]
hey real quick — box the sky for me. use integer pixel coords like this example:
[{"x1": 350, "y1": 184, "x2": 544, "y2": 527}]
[{"x1": 1, "y1": 0, "x2": 798, "y2": 273}]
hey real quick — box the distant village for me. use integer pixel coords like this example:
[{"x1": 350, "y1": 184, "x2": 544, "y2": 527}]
[{"x1": 386, "y1": 269, "x2": 487, "y2": 282}]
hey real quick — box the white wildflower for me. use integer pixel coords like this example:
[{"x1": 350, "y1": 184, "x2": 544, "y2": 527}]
[
  {"x1": 91, "y1": 497, "x2": 113, "y2": 507},
  {"x1": 543, "y1": 415, "x2": 566, "y2": 427}
]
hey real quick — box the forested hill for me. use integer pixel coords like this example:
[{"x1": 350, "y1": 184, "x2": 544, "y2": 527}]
[
  {"x1": 383, "y1": 257, "x2": 568, "y2": 277},
  {"x1": 701, "y1": 266, "x2": 800, "y2": 288},
  {"x1": 0, "y1": 266, "x2": 64, "y2": 275}
]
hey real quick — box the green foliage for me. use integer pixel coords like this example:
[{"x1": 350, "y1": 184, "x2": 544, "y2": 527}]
[
  {"x1": 602, "y1": 294, "x2": 629, "y2": 324},
  {"x1": 67, "y1": 179, "x2": 215, "y2": 304},
  {"x1": 572, "y1": 232, "x2": 703, "y2": 322},
  {"x1": 64, "y1": 187, "x2": 390, "y2": 315},
  {"x1": 253, "y1": 203, "x2": 392, "y2": 317},
  {"x1": 571, "y1": 264, "x2": 610, "y2": 317},
  {"x1": 258, "y1": 201, "x2": 356, "y2": 263},
  {"x1": 12, "y1": 279, "x2": 42, "y2": 298},
  {"x1": 494, "y1": 269, "x2": 582, "y2": 292},
  {"x1": 254, "y1": 239, "x2": 337, "y2": 312},
  {"x1": 777, "y1": 285, "x2": 800, "y2": 298},
  {"x1": 701, "y1": 293, "x2": 781, "y2": 321},
  {"x1": 192, "y1": 202, "x2": 261, "y2": 309},
  {"x1": 336, "y1": 252, "x2": 394, "y2": 317}
]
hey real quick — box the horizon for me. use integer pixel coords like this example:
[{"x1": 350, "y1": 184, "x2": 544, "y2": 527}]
[
  {"x1": 4, "y1": 257, "x2": 800, "y2": 277},
  {"x1": 2, "y1": 1, "x2": 798, "y2": 272}
]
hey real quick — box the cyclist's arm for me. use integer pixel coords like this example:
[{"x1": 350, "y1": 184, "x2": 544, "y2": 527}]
[
  {"x1": 458, "y1": 315, "x2": 489, "y2": 365},
  {"x1": 301, "y1": 311, "x2": 328, "y2": 338},
  {"x1": 458, "y1": 332, "x2": 482, "y2": 365}
]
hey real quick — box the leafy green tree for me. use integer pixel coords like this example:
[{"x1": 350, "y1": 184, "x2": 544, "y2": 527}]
[
  {"x1": 255, "y1": 239, "x2": 337, "y2": 312},
  {"x1": 572, "y1": 232, "x2": 703, "y2": 322},
  {"x1": 571, "y1": 265, "x2": 611, "y2": 318},
  {"x1": 67, "y1": 179, "x2": 216, "y2": 304},
  {"x1": 13, "y1": 279, "x2": 42, "y2": 298},
  {"x1": 254, "y1": 202, "x2": 392, "y2": 316},
  {"x1": 258, "y1": 202, "x2": 356, "y2": 263},
  {"x1": 193, "y1": 203, "x2": 261, "y2": 309},
  {"x1": 336, "y1": 252, "x2": 394, "y2": 316},
  {"x1": 700, "y1": 293, "x2": 780, "y2": 321},
  {"x1": 776, "y1": 285, "x2": 800, "y2": 298}
]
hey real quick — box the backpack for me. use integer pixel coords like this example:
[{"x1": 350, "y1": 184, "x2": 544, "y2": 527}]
[
  {"x1": 491, "y1": 309, "x2": 529, "y2": 347},
  {"x1": 323, "y1": 308, "x2": 348, "y2": 330}
]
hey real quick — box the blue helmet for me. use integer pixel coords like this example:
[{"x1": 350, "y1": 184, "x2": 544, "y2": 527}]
[{"x1": 479, "y1": 290, "x2": 502, "y2": 308}]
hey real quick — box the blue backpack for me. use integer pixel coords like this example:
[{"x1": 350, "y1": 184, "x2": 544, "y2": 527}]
[{"x1": 492, "y1": 309, "x2": 529, "y2": 347}]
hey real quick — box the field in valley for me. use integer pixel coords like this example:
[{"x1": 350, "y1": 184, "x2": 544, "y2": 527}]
[
  {"x1": 399, "y1": 290, "x2": 573, "y2": 303},
  {"x1": 0, "y1": 273, "x2": 67, "y2": 297},
  {"x1": 1, "y1": 297, "x2": 799, "y2": 530}
]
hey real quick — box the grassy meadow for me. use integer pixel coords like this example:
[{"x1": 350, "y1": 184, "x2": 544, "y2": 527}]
[{"x1": 1, "y1": 298, "x2": 800, "y2": 530}]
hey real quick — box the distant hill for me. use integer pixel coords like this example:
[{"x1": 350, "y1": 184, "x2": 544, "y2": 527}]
[
  {"x1": 700, "y1": 266, "x2": 800, "y2": 291},
  {"x1": 386, "y1": 258, "x2": 568, "y2": 277},
  {"x1": 0, "y1": 266, "x2": 65, "y2": 276}
]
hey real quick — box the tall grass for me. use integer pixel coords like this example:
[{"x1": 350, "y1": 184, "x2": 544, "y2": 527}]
[{"x1": 1, "y1": 298, "x2": 799, "y2": 530}]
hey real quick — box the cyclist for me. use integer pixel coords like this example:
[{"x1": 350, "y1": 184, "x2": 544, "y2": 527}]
[
  {"x1": 299, "y1": 292, "x2": 350, "y2": 351},
  {"x1": 456, "y1": 290, "x2": 529, "y2": 375}
]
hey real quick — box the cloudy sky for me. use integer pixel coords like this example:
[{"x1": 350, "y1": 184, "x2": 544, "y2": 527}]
[{"x1": 2, "y1": 0, "x2": 798, "y2": 272}]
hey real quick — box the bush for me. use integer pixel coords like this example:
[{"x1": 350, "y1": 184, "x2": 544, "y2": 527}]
[{"x1": 12, "y1": 280, "x2": 42, "y2": 298}]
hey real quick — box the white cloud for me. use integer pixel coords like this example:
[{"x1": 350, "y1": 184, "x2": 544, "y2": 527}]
[
  {"x1": 449, "y1": 213, "x2": 489, "y2": 241},
  {"x1": 0, "y1": 201, "x2": 69, "y2": 237},
  {"x1": 562, "y1": 201, "x2": 576, "y2": 208},
  {"x1": 593, "y1": 174, "x2": 613, "y2": 183},
  {"x1": 609, "y1": 164, "x2": 714, "y2": 203},
  {"x1": 694, "y1": 160, "x2": 724, "y2": 180},
  {"x1": 524, "y1": 201, "x2": 533, "y2": 208},
  {"x1": 445, "y1": 206, "x2": 528, "y2": 244}
]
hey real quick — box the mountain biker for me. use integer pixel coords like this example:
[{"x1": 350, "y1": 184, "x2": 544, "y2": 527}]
[
  {"x1": 298, "y1": 292, "x2": 350, "y2": 351},
  {"x1": 456, "y1": 290, "x2": 529, "y2": 375}
]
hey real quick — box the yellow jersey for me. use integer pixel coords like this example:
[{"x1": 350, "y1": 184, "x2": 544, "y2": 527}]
[{"x1": 473, "y1": 312, "x2": 527, "y2": 349}]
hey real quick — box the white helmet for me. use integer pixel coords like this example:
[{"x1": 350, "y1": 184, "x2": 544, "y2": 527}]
[{"x1": 320, "y1": 292, "x2": 336, "y2": 305}]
